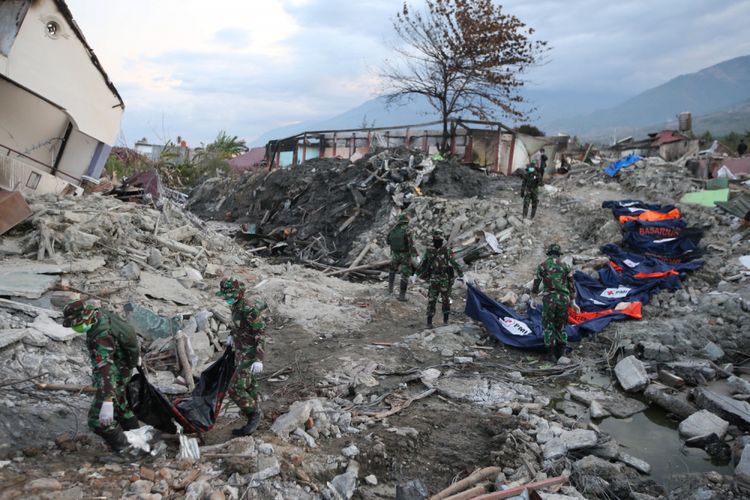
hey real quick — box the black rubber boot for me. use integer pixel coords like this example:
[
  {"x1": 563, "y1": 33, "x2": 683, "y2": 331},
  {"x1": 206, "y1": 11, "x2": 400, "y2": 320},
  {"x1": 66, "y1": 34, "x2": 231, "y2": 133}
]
[
  {"x1": 443, "y1": 311, "x2": 450, "y2": 324},
  {"x1": 531, "y1": 202, "x2": 537, "y2": 219},
  {"x1": 101, "y1": 428, "x2": 130, "y2": 454},
  {"x1": 427, "y1": 315, "x2": 434, "y2": 329},
  {"x1": 119, "y1": 416, "x2": 140, "y2": 431},
  {"x1": 388, "y1": 272, "x2": 396, "y2": 294},
  {"x1": 553, "y1": 342, "x2": 564, "y2": 361},
  {"x1": 522, "y1": 201, "x2": 528, "y2": 218},
  {"x1": 397, "y1": 279, "x2": 408, "y2": 302},
  {"x1": 232, "y1": 409, "x2": 262, "y2": 437}
]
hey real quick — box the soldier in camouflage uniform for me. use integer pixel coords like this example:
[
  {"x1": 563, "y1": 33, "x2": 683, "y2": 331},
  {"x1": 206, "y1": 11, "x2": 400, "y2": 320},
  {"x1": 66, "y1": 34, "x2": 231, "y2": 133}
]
[
  {"x1": 419, "y1": 230, "x2": 464, "y2": 328},
  {"x1": 63, "y1": 300, "x2": 141, "y2": 454},
  {"x1": 387, "y1": 213, "x2": 418, "y2": 301},
  {"x1": 521, "y1": 162, "x2": 541, "y2": 219},
  {"x1": 217, "y1": 277, "x2": 267, "y2": 436},
  {"x1": 532, "y1": 244, "x2": 577, "y2": 360}
]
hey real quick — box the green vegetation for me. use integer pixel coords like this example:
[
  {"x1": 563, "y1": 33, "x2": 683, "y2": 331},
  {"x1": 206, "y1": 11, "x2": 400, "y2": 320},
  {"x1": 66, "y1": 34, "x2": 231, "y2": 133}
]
[
  {"x1": 698, "y1": 129, "x2": 750, "y2": 150},
  {"x1": 104, "y1": 131, "x2": 247, "y2": 189}
]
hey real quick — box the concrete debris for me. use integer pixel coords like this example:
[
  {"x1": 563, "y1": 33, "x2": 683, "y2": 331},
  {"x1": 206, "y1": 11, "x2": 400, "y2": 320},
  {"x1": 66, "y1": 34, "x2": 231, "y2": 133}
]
[
  {"x1": 679, "y1": 410, "x2": 729, "y2": 440},
  {"x1": 395, "y1": 479, "x2": 429, "y2": 500},
  {"x1": 614, "y1": 355, "x2": 649, "y2": 392},
  {"x1": 692, "y1": 388, "x2": 750, "y2": 429},
  {"x1": 270, "y1": 400, "x2": 314, "y2": 439},
  {"x1": 543, "y1": 429, "x2": 598, "y2": 460}
]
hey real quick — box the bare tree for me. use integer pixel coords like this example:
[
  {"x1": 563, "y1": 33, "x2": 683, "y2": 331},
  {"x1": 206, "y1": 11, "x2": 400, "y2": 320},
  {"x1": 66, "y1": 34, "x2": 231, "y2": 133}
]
[{"x1": 381, "y1": 0, "x2": 547, "y2": 152}]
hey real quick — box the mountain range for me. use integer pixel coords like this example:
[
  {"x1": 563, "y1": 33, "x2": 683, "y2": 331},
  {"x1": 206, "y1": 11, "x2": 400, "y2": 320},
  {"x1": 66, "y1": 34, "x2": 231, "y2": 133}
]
[{"x1": 251, "y1": 55, "x2": 750, "y2": 146}]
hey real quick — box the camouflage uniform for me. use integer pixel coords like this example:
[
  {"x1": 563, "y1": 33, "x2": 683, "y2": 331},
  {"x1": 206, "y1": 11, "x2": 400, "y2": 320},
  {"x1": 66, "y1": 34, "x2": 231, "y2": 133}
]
[
  {"x1": 521, "y1": 166, "x2": 541, "y2": 219},
  {"x1": 228, "y1": 298, "x2": 266, "y2": 418},
  {"x1": 420, "y1": 235, "x2": 463, "y2": 326},
  {"x1": 387, "y1": 216, "x2": 417, "y2": 301},
  {"x1": 86, "y1": 310, "x2": 140, "y2": 436},
  {"x1": 532, "y1": 247, "x2": 575, "y2": 356}
]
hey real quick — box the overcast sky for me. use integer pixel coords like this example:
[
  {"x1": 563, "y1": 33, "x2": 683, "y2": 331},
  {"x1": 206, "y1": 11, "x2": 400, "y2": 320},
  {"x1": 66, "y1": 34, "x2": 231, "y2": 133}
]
[{"x1": 66, "y1": 0, "x2": 750, "y2": 147}]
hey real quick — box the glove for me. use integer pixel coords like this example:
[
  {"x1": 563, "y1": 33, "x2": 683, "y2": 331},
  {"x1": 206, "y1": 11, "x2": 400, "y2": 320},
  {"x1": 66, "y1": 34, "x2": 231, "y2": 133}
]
[
  {"x1": 99, "y1": 401, "x2": 114, "y2": 426},
  {"x1": 571, "y1": 302, "x2": 581, "y2": 313},
  {"x1": 137, "y1": 356, "x2": 142, "y2": 367},
  {"x1": 250, "y1": 361, "x2": 264, "y2": 375},
  {"x1": 226, "y1": 335, "x2": 234, "y2": 347}
]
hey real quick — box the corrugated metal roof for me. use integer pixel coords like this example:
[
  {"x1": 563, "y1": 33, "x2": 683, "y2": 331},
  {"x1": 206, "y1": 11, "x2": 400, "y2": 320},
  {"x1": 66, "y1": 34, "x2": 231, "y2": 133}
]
[
  {"x1": 651, "y1": 130, "x2": 688, "y2": 146},
  {"x1": 229, "y1": 147, "x2": 266, "y2": 171}
]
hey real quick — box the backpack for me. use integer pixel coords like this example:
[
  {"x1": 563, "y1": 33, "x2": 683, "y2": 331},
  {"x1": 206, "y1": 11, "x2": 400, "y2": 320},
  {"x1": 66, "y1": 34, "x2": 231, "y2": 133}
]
[
  {"x1": 103, "y1": 309, "x2": 141, "y2": 370},
  {"x1": 388, "y1": 224, "x2": 409, "y2": 252}
]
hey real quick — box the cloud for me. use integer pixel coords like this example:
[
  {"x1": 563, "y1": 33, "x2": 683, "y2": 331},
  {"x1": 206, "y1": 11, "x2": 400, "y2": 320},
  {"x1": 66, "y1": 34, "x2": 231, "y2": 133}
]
[{"x1": 64, "y1": 0, "x2": 750, "y2": 146}]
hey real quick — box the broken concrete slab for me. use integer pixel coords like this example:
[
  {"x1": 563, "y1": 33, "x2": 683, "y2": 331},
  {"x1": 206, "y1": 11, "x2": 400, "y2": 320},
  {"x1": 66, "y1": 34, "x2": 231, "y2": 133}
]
[
  {"x1": 0, "y1": 271, "x2": 59, "y2": 299},
  {"x1": 692, "y1": 388, "x2": 750, "y2": 429},
  {"x1": 727, "y1": 376, "x2": 750, "y2": 395},
  {"x1": 644, "y1": 385, "x2": 697, "y2": 420},
  {"x1": 0, "y1": 298, "x2": 62, "y2": 319},
  {"x1": 736, "y1": 444, "x2": 750, "y2": 486},
  {"x1": 567, "y1": 386, "x2": 646, "y2": 418},
  {"x1": 29, "y1": 314, "x2": 76, "y2": 342},
  {"x1": 543, "y1": 429, "x2": 598, "y2": 460},
  {"x1": 666, "y1": 360, "x2": 716, "y2": 385},
  {"x1": 678, "y1": 410, "x2": 729, "y2": 440},
  {"x1": 618, "y1": 452, "x2": 651, "y2": 474},
  {"x1": 637, "y1": 341, "x2": 673, "y2": 362},
  {"x1": 0, "y1": 329, "x2": 27, "y2": 349},
  {"x1": 614, "y1": 355, "x2": 649, "y2": 392},
  {"x1": 271, "y1": 400, "x2": 314, "y2": 439},
  {"x1": 699, "y1": 341, "x2": 725, "y2": 362},
  {"x1": 120, "y1": 262, "x2": 141, "y2": 280},
  {"x1": 137, "y1": 272, "x2": 197, "y2": 305},
  {"x1": 434, "y1": 376, "x2": 536, "y2": 408}
]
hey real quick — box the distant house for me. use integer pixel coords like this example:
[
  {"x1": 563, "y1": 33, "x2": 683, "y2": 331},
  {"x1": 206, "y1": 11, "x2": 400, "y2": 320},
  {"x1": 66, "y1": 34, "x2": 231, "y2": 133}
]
[
  {"x1": 614, "y1": 130, "x2": 698, "y2": 161},
  {"x1": 228, "y1": 147, "x2": 267, "y2": 173},
  {"x1": 134, "y1": 138, "x2": 193, "y2": 164},
  {"x1": 264, "y1": 119, "x2": 568, "y2": 175},
  {"x1": 0, "y1": 0, "x2": 123, "y2": 194}
]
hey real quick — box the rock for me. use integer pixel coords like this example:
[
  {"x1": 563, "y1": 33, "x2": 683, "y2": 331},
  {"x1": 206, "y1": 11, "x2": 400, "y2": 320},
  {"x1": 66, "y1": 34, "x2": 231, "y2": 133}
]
[
  {"x1": 614, "y1": 355, "x2": 649, "y2": 392},
  {"x1": 185, "y1": 480, "x2": 212, "y2": 500},
  {"x1": 728, "y1": 376, "x2": 750, "y2": 395},
  {"x1": 590, "y1": 440, "x2": 620, "y2": 460},
  {"x1": 209, "y1": 491, "x2": 226, "y2": 500},
  {"x1": 271, "y1": 400, "x2": 314, "y2": 438},
  {"x1": 574, "y1": 455, "x2": 625, "y2": 479},
  {"x1": 699, "y1": 341, "x2": 725, "y2": 361},
  {"x1": 342, "y1": 444, "x2": 359, "y2": 458},
  {"x1": 186, "y1": 329, "x2": 213, "y2": 366},
  {"x1": 395, "y1": 479, "x2": 429, "y2": 500},
  {"x1": 692, "y1": 388, "x2": 750, "y2": 428},
  {"x1": 557, "y1": 356, "x2": 572, "y2": 365},
  {"x1": 419, "y1": 368, "x2": 441, "y2": 386},
  {"x1": 29, "y1": 314, "x2": 77, "y2": 342},
  {"x1": 667, "y1": 360, "x2": 716, "y2": 385},
  {"x1": 736, "y1": 444, "x2": 750, "y2": 488},
  {"x1": 365, "y1": 474, "x2": 378, "y2": 485},
  {"x1": 121, "y1": 262, "x2": 141, "y2": 280},
  {"x1": 329, "y1": 465, "x2": 358, "y2": 500},
  {"x1": 49, "y1": 291, "x2": 81, "y2": 308},
  {"x1": 293, "y1": 428, "x2": 317, "y2": 448},
  {"x1": 0, "y1": 328, "x2": 26, "y2": 349},
  {"x1": 139, "y1": 466, "x2": 156, "y2": 481},
  {"x1": 543, "y1": 429, "x2": 598, "y2": 460},
  {"x1": 453, "y1": 356, "x2": 473, "y2": 364},
  {"x1": 590, "y1": 400, "x2": 610, "y2": 419},
  {"x1": 130, "y1": 480, "x2": 154, "y2": 495},
  {"x1": 679, "y1": 410, "x2": 729, "y2": 440},
  {"x1": 24, "y1": 478, "x2": 63, "y2": 492},
  {"x1": 22, "y1": 328, "x2": 49, "y2": 347},
  {"x1": 657, "y1": 370, "x2": 685, "y2": 389},
  {"x1": 568, "y1": 386, "x2": 646, "y2": 418},
  {"x1": 248, "y1": 457, "x2": 280, "y2": 482},
  {"x1": 147, "y1": 248, "x2": 163, "y2": 267},
  {"x1": 618, "y1": 452, "x2": 651, "y2": 474},
  {"x1": 637, "y1": 341, "x2": 673, "y2": 362}
]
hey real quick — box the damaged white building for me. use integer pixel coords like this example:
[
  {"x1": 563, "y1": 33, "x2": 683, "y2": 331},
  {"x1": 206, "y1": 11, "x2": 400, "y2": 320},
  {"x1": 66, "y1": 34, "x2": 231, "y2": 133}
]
[{"x1": 0, "y1": 0, "x2": 123, "y2": 195}]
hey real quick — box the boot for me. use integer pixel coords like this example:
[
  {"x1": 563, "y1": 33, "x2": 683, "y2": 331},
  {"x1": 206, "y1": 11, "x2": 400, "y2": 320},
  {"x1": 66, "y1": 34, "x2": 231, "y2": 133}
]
[
  {"x1": 553, "y1": 342, "x2": 564, "y2": 362},
  {"x1": 397, "y1": 279, "x2": 408, "y2": 302},
  {"x1": 387, "y1": 272, "x2": 396, "y2": 294},
  {"x1": 443, "y1": 311, "x2": 450, "y2": 324},
  {"x1": 530, "y1": 202, "x2": 537, "y2": 219},
  {"x1": 522, "y1": 201, "x2": 528, "y2": 218},
  {"x1": 232, "y1": 409, "x2": 262, "y2": 437},
  {"x1": 101, "y1": 428, "x2": 130, "y2": 454},
  {"x1": 427, "y1": 315, "x2": 434, "y2": 329},
  {"x1": 119, "y1": 416, "x2": 140, "y2": 431}
]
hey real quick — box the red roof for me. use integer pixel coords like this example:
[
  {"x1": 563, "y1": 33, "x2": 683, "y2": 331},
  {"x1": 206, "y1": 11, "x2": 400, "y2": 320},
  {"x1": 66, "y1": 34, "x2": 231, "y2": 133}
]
[
  {"x1": 651, "y1": 130, "x2": 689, "y2": 147},
  {"x1": 229, "y1": 147, "x2": 266, "y2": 171}
]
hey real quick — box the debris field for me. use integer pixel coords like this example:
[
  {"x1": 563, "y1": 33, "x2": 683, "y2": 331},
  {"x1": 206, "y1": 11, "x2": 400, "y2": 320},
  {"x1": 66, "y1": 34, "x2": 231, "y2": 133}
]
[{"x1": 1, "y1": 148, "x2": 750, "y2": 500}]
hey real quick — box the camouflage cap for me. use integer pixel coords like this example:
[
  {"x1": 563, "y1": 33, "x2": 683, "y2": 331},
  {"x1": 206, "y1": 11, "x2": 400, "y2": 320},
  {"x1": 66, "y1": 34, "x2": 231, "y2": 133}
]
[
  {"x1": 546, "y1": 243, "x2": 562, "y2": 256},
  {"x1": 62, "y1": 300, "x2": 98, "y2": 327},
  {"x1": 217, "y1": 277, "x2": 246, "y2": 299}
]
